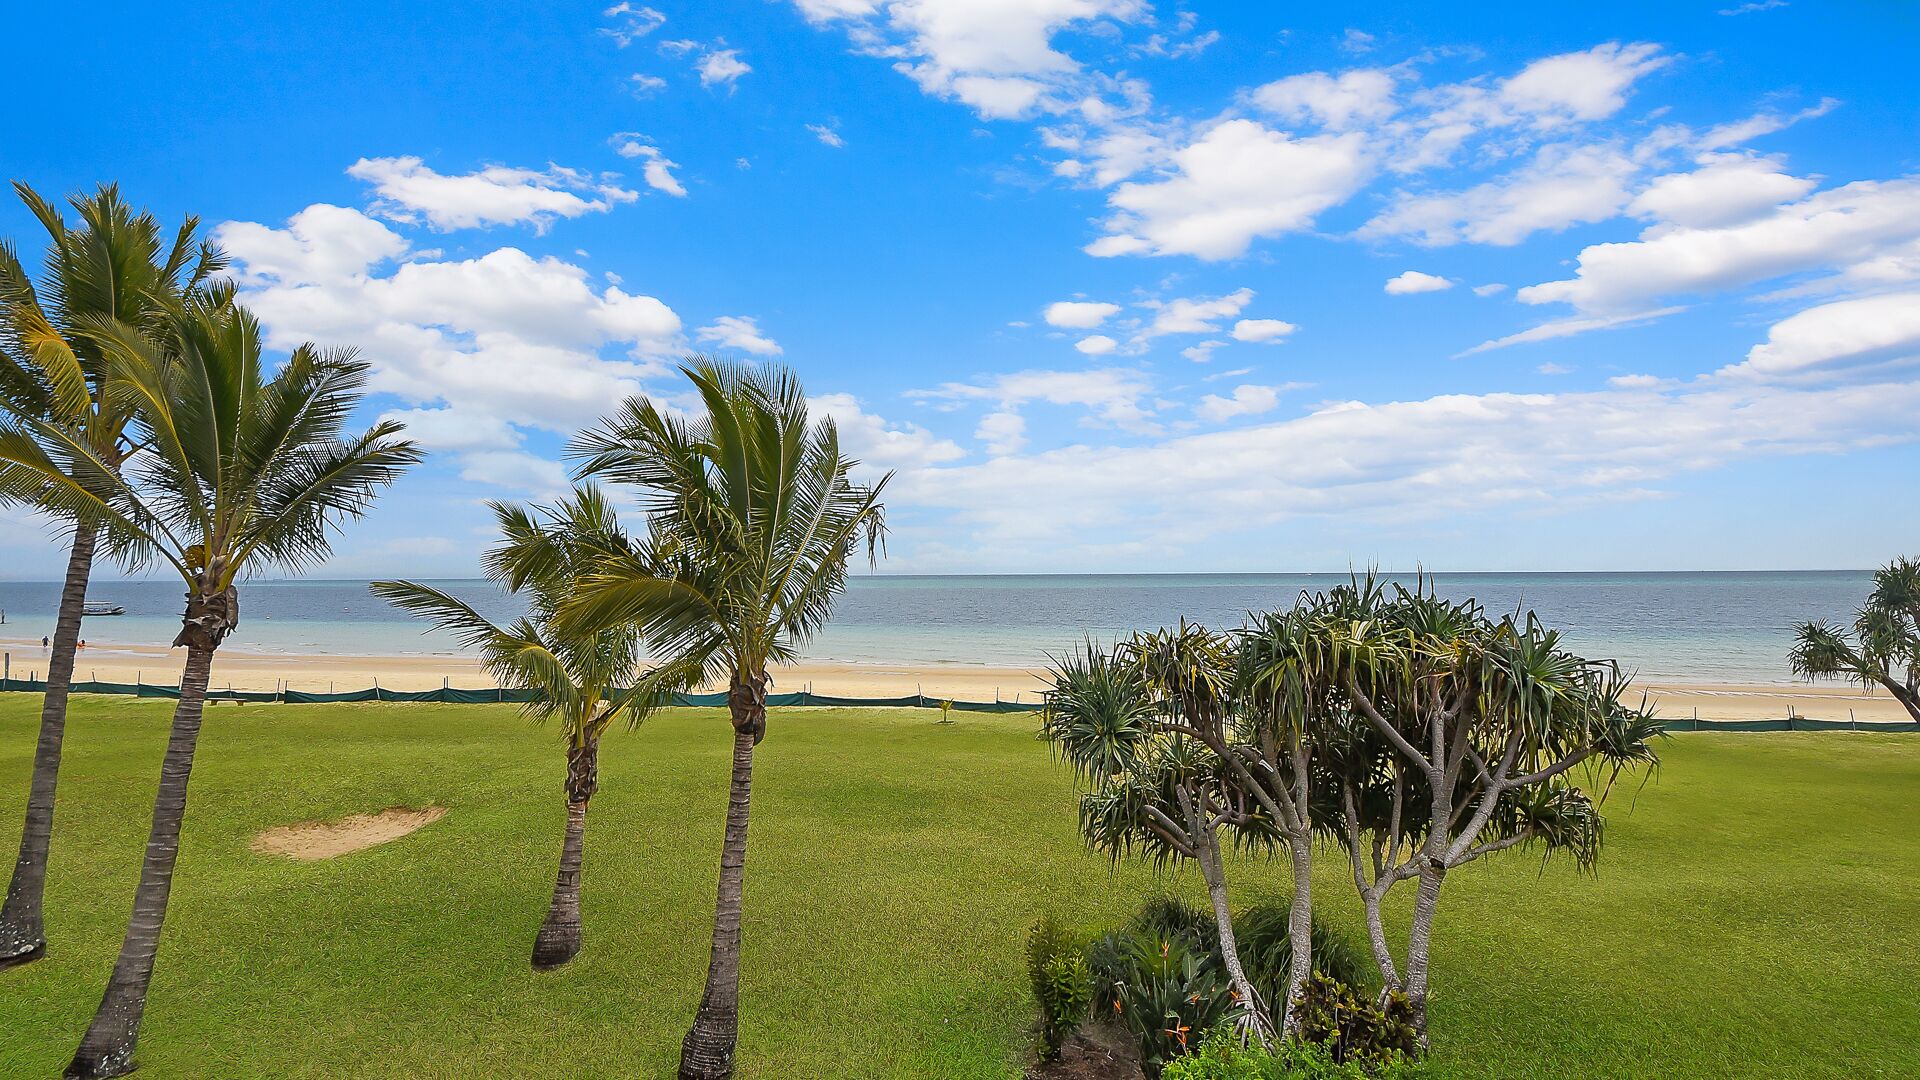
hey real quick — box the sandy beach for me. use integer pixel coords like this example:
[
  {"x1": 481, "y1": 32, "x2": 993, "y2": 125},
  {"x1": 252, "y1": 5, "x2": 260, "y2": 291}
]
[{"x1": 1, "y1": 635, "x2": 1910, "y2": 721}]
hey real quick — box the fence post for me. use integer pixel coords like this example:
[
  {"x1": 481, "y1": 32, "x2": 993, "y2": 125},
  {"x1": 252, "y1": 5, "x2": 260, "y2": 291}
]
[{"x1": 3, "y1": 652, "x2": 8, "y2": 683}]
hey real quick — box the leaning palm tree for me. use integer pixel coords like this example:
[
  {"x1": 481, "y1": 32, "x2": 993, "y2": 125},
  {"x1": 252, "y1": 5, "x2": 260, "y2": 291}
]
[
  {"x1": 563, "y1": 358, "x2": 887, "y2": 1080},
  {"x1": 372, "y1": 487, "x2": 697, "y2": 969},
  {"x1": 0, "y1": 296, "x2": 419, "y2": 1078},
  {"x1": 0, "y1": 183, "x2": 223, "y2": 969}
]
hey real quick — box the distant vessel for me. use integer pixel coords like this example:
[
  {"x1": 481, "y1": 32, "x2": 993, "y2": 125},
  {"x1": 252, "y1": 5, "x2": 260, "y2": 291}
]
[{"x1": 82, "y1": 602, "x2": 126, "y2": 617}]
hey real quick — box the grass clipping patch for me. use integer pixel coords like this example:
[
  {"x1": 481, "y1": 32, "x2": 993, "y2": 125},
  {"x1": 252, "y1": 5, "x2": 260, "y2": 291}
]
[{"x1": 251, "y1": 806, "x2": 446, "y2": 861}]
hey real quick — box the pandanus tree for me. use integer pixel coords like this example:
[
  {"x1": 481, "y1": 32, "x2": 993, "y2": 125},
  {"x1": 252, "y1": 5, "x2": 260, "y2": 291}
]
[
  {"x1": 1319, "y1": 579, "x2": 1662, "y2": 1042},
  {"x1": 1229, "y1": 608, "x2": 1337, "y2": 1031},
  {"x1": 373, "y1": 487, "x2": 697, "y2": 969},
  {"x1": 1790, "y1": 556, "x2": 1920, "y2": 722},
  {"x1": 1, "y1": 297, "x2": 419, "y2": 1078},
  {"x1": 562, "y1": 358, "x2": 887, "y2": 1080},
  {"x1": 1044, "y1": 633, "x2": 1279, "y2": 1046},
  {"x1": 0, "y1": 183, "x2": 223, "y2": 969},
  {"x1": 1046, "y1": 617, "x2": 1327, "y2": 1037}
]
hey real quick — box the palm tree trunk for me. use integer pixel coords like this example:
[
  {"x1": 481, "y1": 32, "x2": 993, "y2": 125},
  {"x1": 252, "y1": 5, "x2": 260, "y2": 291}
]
[
  {"x1": 679, "y1": 676, "x2": 764, "y2": 1080},
  {"x1": 0, "y1": 518, "x2": 97, "y2": 969},
  {"x1": 532, "y1": 736, "x2": 598, "y2": 970},
  {"x1": 65, "y1": 639, "x2": 216, "y2": 1079}
]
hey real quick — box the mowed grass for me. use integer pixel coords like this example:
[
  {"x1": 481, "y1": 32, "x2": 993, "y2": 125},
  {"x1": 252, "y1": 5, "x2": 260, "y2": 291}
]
[{"x1": 2, "y1": 697, "x2": 1918, "y2": 1078}]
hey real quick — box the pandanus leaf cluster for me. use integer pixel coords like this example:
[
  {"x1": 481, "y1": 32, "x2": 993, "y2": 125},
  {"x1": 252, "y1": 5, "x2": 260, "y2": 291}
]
[{"x1": 1790, "y1": 557, "x2": 1920, "y2": 721}]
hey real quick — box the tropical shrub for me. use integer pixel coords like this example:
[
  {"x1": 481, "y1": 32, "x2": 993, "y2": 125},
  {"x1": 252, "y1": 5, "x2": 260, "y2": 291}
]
[
  {"x1": 1131, "y1": 895, "x2": 1219, "y2": 954},
  {"x1": 1039, "y1": 953, "x2": 1095, "y2": 1055},
  {"x1": 1027, "y1": 916, "x2": 1091, "y2": 1056},
  {"x1": 1234, "y1": 904, "x2": 1373, "y2": 1030},
  {"x1": 1083, "y1": 897, "x2": 1379, "y2": 1075},
  {"x1": 1091, "y1": 931, "x2": 1231, "y2": 1076},
  {"x1": 1161, "y1": 1029, "x2": 1427, "y2": 1080},
  {"x1": 1291, "y1": 974, "x2": 1420, "y2": 1068}
]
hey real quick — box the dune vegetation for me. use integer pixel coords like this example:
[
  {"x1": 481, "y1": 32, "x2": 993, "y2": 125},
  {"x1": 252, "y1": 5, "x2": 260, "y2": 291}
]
[{"x1": 1, "y1": 695, "x2": 1917, "y2": 1078}]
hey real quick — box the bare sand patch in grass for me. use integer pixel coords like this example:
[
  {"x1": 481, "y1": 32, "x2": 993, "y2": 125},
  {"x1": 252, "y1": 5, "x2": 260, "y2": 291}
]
[{"x1": 251, "y1": 806, "x2": 446, "y2": 861}]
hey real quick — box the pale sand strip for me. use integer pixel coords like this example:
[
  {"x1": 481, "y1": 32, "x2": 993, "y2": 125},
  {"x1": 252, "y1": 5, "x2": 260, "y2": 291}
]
[
  {"x1": 1, "y1": 636, "x2": 1910, "y2": 722},
  {"x1": 0, "y1": 637, "x2": 1053, "y2": 703}
]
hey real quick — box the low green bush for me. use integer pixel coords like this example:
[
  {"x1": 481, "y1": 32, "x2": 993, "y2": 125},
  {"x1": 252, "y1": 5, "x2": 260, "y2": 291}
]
[
  {"x1": 1076, "y1": 897, "x2": 1388, "y2": 1076},
  {"x1": 1026, "y1": 916, "x2": 1091, "y2": 1057},
  {"x1": 1094, "y1": 931, "x2": 1231, "y2": 1076},
  {"x1": 1129, "y1": 894, "x2": 1219, "y2": 954},
  {"x1": 1160, "y1": 1030, "x2": 1426, "y2": 1080},
  {"x1": 1291, "y1": 973, "x2": 1420, "y2": 1068},
  {"x1": 1038, "y1": 952, "x2": 1094, "y2": 1054}
]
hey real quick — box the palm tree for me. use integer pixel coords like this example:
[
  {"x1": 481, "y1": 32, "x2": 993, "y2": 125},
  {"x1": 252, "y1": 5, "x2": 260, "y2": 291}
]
[
  {"x1": 372, "y1": 487, "x2": 697, "y2": 969},
  {"x1": 0, "y1": 296, "x2": 419, "y2": 1078},
  {"x1": 1790, "y1": 556, "x2": 1920, "y2": 722},
  {"x1": 0, "y1": 183, "x2": 222, "y2": 969},
  {"x1": 563, "y1": 358, "x2": 887, "y2": 1080}
]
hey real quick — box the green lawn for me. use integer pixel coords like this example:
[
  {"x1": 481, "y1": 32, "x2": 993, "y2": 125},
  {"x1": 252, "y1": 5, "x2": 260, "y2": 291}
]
[{"x1": 2, "y1": 697, "x2": 1917, "y2": 1078}]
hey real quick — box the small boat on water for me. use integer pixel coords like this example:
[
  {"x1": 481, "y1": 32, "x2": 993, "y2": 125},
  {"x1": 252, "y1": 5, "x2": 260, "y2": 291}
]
[{"x1": 82, "y1": 602, "x2": 126, "y2": 617}]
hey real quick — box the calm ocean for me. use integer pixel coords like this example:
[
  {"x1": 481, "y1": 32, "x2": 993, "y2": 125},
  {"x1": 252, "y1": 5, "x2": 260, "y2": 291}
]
[{"x1": 0, "y1": 571, "x2": 1875, "y2": 684}]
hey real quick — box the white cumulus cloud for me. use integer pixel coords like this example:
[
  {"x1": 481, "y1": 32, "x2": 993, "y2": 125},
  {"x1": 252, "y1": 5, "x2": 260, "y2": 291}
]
[
  {"x1": 601, "y1": 3, "x2": 667, "y2": 46},
  {"x1": 345, "y1": 157, "x2": 638, "y2": 232},
  {"x1": 216, "y1": 203, "x2": 686, "y2": 494},
  {"x1": 1089, "y1": 121, "x2": 1372, "y2": 260},
  {"x1": 1044, "y1": 300, "x2": 1122, "y2": 328},
  {"x1": 1722, "y1": 291, "x2": 1920, "y2": 381},
  {"x1": 1232, "y1": 318, "x2": 1297, "y2": 342},
  {"x1": 611, "y1": 136, "x2": 688, "y2": 197},
  {"x1": 1385, "y1": 271, "x2": 1455, "y2": 295},
  {"x1": 1195, "y1": 383, "x2": 1288, "y2": 422},
  {"x1": 697, "y1": 315, "x2": 783, "y2": 356}
]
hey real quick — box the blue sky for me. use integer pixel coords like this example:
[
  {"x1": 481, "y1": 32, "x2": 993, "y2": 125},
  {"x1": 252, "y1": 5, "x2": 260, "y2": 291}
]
[{"x1": 4, "y1": 0, "x2": 1918, "y2": 576}]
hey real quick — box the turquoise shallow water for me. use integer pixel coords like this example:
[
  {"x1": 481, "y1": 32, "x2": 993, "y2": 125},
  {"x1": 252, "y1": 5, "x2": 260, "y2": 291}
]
[{"x1": 0, "y1": 571, "x2": 1876, "y2": 684}]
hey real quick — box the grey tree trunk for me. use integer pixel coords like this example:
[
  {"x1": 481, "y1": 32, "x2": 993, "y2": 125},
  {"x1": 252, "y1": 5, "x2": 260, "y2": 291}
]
[
  {"x1": 532, "y1": 737, "x2": 598, "y2": 970},
  {"x1": 1359, "y1": 887, "x2": 1400, "y2": 993},
  {"x1": 1401, "y1": 861, "x2": 1447, "y2": 1047},
  {"x1": 1282, "y1": 830, "x2": 1315, "y2": 1034},
  {"x1": 65, "y1": 638, "x2": 216, "y2": 1079},
  {"x1": 1194, "y1": 820, "x2": 1273, "y2": 1046},
  {"x1": 679, "y1": 676, "x2": 764, "y2": 1080},
  {"x1": 0, "y1": 518, "x2": 97, "y2": 969}
]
